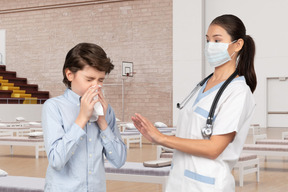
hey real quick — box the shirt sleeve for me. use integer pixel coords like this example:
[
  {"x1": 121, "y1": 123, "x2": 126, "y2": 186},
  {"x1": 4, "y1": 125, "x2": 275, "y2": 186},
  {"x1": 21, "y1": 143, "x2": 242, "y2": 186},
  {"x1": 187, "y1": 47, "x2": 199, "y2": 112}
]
[
  {"x1": 212, "y1": 85, "x2": 255, "y2": 135},
  {"x1": 100, "y1": 105, "x2": 127, "y2": 168},
  {"x1": 42, "y1": 99, "x2": 86, "y2": 171}
]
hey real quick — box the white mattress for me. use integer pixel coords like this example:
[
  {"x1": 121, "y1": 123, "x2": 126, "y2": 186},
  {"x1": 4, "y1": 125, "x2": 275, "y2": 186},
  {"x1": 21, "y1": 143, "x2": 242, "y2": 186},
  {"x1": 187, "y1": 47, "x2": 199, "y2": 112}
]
[{"x1": 0, "y1": 176, "x2": 45, "y2": 192}]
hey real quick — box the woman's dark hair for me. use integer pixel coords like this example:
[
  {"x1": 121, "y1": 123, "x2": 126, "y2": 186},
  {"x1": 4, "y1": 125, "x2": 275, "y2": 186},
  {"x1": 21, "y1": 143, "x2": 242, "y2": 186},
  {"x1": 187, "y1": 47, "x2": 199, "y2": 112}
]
[
  {"x1": 62, "y1": 43, "x2": 114, "y2": 88},
  {"x1": 211, "y1": 14, "x2": 257, "y2": 93}
]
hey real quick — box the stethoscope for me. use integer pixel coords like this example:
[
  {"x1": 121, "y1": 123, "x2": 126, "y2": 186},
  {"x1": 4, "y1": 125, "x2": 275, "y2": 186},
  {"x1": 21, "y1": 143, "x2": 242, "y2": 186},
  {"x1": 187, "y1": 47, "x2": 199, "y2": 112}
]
[{"x1": 177, "y1": 69, "x2": 238, "y2": 139}]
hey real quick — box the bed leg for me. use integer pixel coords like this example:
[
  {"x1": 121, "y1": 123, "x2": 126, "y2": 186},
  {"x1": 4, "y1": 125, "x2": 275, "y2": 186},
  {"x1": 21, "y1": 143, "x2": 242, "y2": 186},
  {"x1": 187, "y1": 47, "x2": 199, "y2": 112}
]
[
  {"x1": 126, "y1": 139, "x2": 130, "y2": 149},
  {"x1": 239, "y1": 163, "x2": 244, "y2": 187},
  {"x1": 10, "y1": 145, "x2": 13, "y2": 155},
  {"x1": 35, "y1": 145, "x2": 39, "y2": 159}
]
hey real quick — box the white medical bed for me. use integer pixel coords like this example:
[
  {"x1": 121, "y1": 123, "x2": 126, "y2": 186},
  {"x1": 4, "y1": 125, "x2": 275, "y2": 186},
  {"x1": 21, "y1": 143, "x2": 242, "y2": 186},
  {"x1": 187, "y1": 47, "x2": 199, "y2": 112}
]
[
  {"x1": 0, "y1": 136, "x2": 45, "y2": 159},
  {"x1": 282, "y1": 131, "x2": 288, "y2": 140},
  {"x1": 120, "y1": 131, "x2": 142, "y2": 149},
  {"x1": 0, "y1": 162, "x2": 169, "y2": 192},
  {"x1": 0, "y1": 176, "x2": 45, "y2": 192},
  {"x1": 253, "y1": 134, "x2": 288, "y2": 145},
  {"x1": 243, "y1": 144, "x2": 288, "y2": 157},
  {"x1": 105, "y1": 162, "x2": 170, "y2": 192}
]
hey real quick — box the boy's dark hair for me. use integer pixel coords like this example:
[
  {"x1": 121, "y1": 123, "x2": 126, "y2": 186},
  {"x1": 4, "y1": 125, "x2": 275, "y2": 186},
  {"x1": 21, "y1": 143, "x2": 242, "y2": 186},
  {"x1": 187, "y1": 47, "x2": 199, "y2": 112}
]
[{"x1": 62, "y1": 43, "x2": 114, "y2": 88}]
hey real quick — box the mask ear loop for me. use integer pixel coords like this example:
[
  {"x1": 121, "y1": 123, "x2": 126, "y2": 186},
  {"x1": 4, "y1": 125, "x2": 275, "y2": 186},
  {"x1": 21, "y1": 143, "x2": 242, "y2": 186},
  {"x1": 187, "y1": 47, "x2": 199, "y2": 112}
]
[{"x1": 229, "y1": 39, "x2": 238, "y2": 59}]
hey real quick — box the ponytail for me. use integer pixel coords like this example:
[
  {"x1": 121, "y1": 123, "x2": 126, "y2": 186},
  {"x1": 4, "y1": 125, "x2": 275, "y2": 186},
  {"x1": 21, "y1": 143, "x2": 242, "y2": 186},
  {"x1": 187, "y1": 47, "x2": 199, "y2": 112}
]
[
  {"x1": 237, "y1": 35, "x2": 257, "y2": 93},
  {"x1": 211, "y1": 14, "x2": 257, "y2": 93}
]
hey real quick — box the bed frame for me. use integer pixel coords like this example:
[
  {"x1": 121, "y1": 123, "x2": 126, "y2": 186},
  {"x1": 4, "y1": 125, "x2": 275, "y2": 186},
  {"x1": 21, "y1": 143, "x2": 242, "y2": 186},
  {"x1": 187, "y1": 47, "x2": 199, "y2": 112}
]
[
  {"x1": 0, "y1": 136, "x2": 45, "y2": 159},
  {"x1": 105, "y1": 162, "x2": 170, "y2": 192}
]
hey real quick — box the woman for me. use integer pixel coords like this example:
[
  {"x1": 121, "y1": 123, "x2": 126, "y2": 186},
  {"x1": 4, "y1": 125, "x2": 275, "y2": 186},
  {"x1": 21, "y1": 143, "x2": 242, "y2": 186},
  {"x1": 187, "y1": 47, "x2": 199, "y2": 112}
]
[{"x1": 132, "y1": 14, "x2": 256, "y2": 191}]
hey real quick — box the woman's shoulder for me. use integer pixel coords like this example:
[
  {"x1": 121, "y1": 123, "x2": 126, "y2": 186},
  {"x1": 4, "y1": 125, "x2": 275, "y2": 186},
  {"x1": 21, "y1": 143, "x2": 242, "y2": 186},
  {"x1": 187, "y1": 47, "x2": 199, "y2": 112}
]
[{"x1": 230, "y1": 76, "x2": 251, "y2": 92}]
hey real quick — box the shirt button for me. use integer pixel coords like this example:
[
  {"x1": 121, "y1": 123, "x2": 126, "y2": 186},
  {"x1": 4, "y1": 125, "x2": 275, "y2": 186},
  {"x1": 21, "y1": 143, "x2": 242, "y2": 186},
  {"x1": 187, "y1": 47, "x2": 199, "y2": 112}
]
[
  {"x1": 109, "y1": 151, "x2": 112, "y2": 154},
  {"x1": 89, "y1": 138, "x2": 92, "y2": 142},
  {"x1": 88, "y1": 123, "x2": 91, "y2": 125},
  {"x1": 77, "y1": 104, "x2": 80, "y2": 106},
  {"x1": 89, "y1": 154, "x2": 92, "y2": 158},
  {"x1": 80, "y1": 137, "x2": 83, "y2": 140},
  {"x1": 89, "y1": 171, "x2": 92, "y2": 174},
  {"x1": 71, "y1": 152, "x2": 74, "y2": 155},
  {"x1": 102, "y1": 136, "x2": 106, "y2": 139}
]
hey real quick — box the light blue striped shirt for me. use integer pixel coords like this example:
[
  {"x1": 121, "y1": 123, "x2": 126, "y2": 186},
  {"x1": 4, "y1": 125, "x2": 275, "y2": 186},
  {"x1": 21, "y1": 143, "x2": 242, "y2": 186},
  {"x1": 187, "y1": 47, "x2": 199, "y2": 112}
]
[{"x1": 42, "y1": 88, "x2": 127, "y2": 192}]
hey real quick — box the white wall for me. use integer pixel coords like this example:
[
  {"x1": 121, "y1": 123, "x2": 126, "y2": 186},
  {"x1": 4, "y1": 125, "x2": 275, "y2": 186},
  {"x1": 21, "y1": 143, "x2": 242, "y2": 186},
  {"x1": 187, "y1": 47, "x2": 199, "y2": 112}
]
[
  {"x1": 173, "y1": 0, "x2": 204, "y2": 125},
  {"x1": 173, "y1": 0, "x2": 288, "y2": 128},
  {"x1": 0, "y1": 29, "x2": 5, "y2": 65},
  {"x1": 0, "y1": 104, "x2": 42, "y2": 122},
  {"x1": 204, "y1": 0, "x2": 288, "y2": 128}
]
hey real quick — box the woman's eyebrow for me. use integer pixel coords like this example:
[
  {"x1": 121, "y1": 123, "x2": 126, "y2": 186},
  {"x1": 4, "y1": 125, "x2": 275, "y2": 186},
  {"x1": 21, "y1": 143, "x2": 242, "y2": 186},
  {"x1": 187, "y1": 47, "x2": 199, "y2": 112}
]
[
  {"x1": 206, "y1": 34, "x2": 222, "y2": 38},
  {"x1": 212, "y1": 34, "x2": 222, "y2": 38}
]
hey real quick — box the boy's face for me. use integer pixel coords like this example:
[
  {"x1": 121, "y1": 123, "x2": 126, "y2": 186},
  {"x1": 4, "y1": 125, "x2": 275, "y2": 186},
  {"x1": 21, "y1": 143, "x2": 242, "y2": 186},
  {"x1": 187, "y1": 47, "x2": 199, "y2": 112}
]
[{"x1": 65, "y1": 65, "x2": 106, "y2": 96}]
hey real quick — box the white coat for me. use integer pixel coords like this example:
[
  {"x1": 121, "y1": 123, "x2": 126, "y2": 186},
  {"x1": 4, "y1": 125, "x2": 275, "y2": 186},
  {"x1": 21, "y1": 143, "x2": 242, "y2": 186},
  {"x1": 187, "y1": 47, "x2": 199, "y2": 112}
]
[{"x1": 166, "y1": 76, "x2": 255, "y2": 192}]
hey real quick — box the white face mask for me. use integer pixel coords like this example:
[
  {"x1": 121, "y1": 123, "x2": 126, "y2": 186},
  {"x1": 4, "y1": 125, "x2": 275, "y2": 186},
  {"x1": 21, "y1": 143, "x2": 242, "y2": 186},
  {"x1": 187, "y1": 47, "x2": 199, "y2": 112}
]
[{"x1": 205, "y1": 41, "x2": 236, "y2": 68}]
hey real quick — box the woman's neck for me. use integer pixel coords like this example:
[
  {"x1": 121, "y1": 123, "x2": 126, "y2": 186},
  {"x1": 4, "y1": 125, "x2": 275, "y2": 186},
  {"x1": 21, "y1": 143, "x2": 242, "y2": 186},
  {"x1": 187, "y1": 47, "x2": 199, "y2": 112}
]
[{"x1": 211, "y1": 63, "x2": 237, "y2": 82}]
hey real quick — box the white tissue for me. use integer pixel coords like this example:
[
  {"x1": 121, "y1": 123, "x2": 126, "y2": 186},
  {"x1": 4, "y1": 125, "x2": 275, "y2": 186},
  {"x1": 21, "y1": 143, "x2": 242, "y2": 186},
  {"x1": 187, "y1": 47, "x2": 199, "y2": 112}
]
[
  {"x1": 94, "y1": 97, "x2": 104, "y2": 115},
  {"x1": 89, "y1": 85, "x2": 104, "y2": 122}
]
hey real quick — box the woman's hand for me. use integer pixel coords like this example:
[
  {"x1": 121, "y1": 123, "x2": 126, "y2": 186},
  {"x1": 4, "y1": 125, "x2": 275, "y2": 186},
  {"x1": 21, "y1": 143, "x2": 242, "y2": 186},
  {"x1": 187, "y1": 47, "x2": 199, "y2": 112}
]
[
  {"x1": 131, "y1": 113, "x2": 164, "y2": 144},
  {"x1": 96, "y1": 87, "x2": 108, "y2": 130},
  {"x1": 75, "y1": 86, "x2": 99, "y2": 129}
]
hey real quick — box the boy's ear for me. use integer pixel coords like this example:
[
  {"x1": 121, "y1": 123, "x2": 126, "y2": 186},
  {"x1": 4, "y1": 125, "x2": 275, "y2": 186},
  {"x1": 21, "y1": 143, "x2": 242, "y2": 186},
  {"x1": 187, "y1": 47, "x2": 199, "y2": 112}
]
[{"x1": 65, "y1": 68, "x2": 74, "y2": 81}]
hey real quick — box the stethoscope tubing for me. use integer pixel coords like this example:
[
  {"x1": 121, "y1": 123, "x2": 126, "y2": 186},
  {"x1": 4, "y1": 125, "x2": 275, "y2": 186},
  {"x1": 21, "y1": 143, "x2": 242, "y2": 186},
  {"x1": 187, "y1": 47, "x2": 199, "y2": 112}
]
[
  {"x1": 177, "y1": 73, "x2": 213, "y2": 110},
  {"x1": 177, "y1": 70, "x2": 238, "y2": 138}
]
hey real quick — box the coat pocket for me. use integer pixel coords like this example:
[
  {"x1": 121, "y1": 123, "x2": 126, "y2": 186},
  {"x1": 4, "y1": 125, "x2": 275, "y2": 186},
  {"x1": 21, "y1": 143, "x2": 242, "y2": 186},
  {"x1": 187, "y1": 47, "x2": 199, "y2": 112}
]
[{"x1": 183, "y1": 169, "x2": 216, "y2": 191}]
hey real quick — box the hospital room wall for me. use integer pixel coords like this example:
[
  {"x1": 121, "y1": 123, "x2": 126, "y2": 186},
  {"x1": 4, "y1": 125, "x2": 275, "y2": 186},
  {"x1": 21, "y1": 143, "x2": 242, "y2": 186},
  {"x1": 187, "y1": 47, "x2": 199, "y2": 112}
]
[
  {"x1": 173, "y1": 0, "x2": 288, "y2": 128},
  {"x1": 205, "y1": 0, "x2": 288, "y2": 128},
  {"x1": 173, "y1": 0, "x2": 204, "y2": 126}
]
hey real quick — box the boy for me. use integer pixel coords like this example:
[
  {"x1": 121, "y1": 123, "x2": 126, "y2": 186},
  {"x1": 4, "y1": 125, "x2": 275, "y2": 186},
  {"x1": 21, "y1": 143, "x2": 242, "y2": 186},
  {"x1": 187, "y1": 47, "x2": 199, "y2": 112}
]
[{"x1": 42, "y1": 43, "x2": 127, "y2": 192}]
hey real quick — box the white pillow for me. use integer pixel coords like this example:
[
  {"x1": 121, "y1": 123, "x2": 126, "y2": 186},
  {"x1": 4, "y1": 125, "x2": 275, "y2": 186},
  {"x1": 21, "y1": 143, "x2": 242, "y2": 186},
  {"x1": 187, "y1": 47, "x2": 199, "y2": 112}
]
[
  {"x1": 28, "y1": 132, "x2": 43, "y2": 137},
  {"x1": 0, "y1": 169, "x2": 8, "y2": 177},
  {"x1": 125, "y1": 123, "x2": 136, "y2": 129},
  {"x1": 16, "y1": 117, "x2": 25, "y2": 121},
  {"x1": 29, "y1": 122, "x2": 41, "y2": 126},
  {"x1": 154, "y1": 122, "x2": 168, "y2": 128}
]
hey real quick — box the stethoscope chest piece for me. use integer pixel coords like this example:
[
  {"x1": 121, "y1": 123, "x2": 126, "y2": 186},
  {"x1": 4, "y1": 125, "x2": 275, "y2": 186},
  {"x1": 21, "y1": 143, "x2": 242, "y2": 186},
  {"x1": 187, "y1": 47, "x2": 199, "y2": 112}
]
[{"x1": 201, "y1": 124, "x2": 213, "y2": 139}]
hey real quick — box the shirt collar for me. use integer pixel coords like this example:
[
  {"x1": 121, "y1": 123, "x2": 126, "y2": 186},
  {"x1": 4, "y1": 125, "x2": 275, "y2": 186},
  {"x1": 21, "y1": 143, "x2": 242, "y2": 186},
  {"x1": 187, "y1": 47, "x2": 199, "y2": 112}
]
[{"x1": 64, "y1": 88, "x2": 81, "y2": 106}]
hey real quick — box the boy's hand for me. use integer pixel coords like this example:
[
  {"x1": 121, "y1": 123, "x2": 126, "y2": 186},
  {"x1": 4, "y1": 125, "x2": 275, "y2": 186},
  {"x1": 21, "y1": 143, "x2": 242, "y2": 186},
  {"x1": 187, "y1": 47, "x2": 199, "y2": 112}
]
[{"x1": 75, "y1": 86, "x2": 99, "y2": 129}]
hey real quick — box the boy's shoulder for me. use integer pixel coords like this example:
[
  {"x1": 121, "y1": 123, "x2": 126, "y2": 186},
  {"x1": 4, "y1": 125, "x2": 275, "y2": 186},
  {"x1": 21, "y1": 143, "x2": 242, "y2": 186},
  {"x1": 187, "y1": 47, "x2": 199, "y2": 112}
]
[{"x1": 43, "y1": 94, "x2": 66, "y2": 108}]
